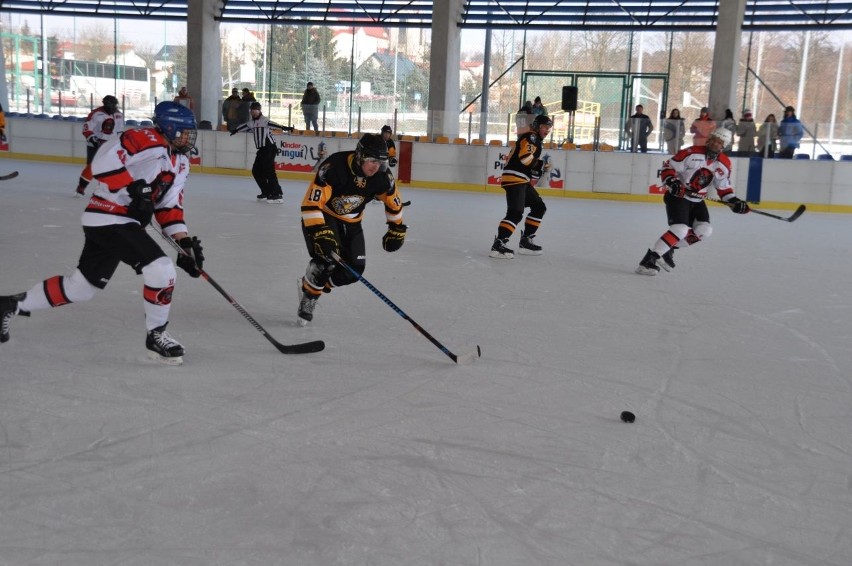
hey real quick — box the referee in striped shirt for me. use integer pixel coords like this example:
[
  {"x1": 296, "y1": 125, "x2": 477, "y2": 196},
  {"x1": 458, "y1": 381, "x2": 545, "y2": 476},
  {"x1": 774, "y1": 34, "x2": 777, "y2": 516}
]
[{"x1": 231, "y1": 101, "x2": 293, "y2": 203}]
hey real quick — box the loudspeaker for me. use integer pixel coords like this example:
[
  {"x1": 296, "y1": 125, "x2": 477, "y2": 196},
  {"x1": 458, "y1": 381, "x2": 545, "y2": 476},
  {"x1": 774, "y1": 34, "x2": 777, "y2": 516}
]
[{"x1": 561, "y1": 86, "x2": 578, "y2": 112}]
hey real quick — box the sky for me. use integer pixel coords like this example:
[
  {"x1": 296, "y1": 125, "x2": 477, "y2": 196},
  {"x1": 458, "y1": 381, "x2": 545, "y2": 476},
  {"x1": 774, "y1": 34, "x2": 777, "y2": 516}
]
[{"x1": 1, "y1": 159, "x2": 852, "y2": 565}]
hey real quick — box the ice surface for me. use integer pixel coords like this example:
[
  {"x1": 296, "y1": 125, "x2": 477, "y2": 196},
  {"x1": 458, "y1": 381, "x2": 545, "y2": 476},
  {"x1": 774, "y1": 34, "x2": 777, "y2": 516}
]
[{"x1": 1, "y1": 160, "x2": 851, "y2": 565}]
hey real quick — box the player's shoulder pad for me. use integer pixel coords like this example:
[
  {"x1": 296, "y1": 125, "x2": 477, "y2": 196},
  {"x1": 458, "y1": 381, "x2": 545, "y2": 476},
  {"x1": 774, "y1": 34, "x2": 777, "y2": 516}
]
[
  {"x1": 716, "y1": 153, "x2": 732, "y2": 169},
  {"x1": 122, "y1": 128, "x2": 168, "y2": 155}
]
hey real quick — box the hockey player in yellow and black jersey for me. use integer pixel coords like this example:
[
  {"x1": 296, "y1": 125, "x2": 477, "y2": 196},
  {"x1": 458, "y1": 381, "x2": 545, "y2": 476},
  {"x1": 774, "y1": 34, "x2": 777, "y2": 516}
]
[
  {"x1": 490, "y1": 114, "x2": 553, "y2": 259},
  {"x1": 297, "y1": 133, "x2": 405, "y2": 326}
]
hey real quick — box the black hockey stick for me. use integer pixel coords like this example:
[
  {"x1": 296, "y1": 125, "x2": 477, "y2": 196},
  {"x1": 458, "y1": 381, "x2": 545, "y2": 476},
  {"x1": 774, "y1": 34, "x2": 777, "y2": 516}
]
[
  {"x1": 154, "y1": 229, "x2": 324, "y2": 354},
  {"x1": 329, "y1": 251, "x2": 480, "y2": 364},
  {"x1": 695, "y1": 193, "x2": 806, "y2": 223},
  {"x1": 0, "y1": 171, "x2": 19, "y2": 181}
]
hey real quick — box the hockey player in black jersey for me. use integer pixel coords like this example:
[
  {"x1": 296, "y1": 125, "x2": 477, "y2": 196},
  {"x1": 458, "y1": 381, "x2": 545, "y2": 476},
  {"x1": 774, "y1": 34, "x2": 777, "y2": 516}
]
[
  {"x1": 490, "y1": 114, "x2": 552, "y2": 259},
  {"x1": 380, "y1": 125, "x2": 398, "y2": 168},
  {"x1": 297, "y1": 133, "x2": 406, "y2": 326},
  {"x1": 231, "y1": 101, "x2": 293, "y2": 203}
]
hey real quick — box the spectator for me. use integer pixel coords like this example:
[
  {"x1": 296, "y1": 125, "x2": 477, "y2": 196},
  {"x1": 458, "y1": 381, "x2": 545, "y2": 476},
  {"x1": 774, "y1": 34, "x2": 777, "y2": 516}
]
[
  {"x1": 221, "y1": 88, "x2": 242, "y2": 131},
  {"x1": 0, "y1": 103, "x2": 6, "y2": 142},
  {"x1": 625, "y1": 104, "x2": 653, "y2": 153},
  {"x1": 301, "y1": 82, "x2": 321, "y2": 132},
  {"x1": 735, "y1": 109, "x2": 757, "y2": 154},
  {"x1": 380, "y1": 125, "x2": 397, "y2": 167},
  {"x1": 663, "y1": 108, "x2": 685, "y2": 155},
  {"x1": 778, "y1": 105, "x2": 804, "y2": 159},
  {"x1": 719, "y1": 109, "x2": 736, "y2": 152},
  {"x1": 756, "y1": 113, "x2": 779, "y2": 158},
  {"x1": 531, "y1": 96, "x2": 548, "y2": 117},
  {"x1": 690, "y1": 107, "x2": 715, "y2": 146},
  {"x1": 238, "y1": 88, "x2": 256, "y2": 125},
  {"x1": 173, "y1": 86, "x2": 194, "y2": 112}
]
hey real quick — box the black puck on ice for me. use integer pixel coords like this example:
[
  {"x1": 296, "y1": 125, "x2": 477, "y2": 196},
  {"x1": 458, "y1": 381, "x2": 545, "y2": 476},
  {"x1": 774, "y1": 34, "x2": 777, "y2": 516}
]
[{"x1": 620, "y1": 411, "x2": 635, "y2": 423}]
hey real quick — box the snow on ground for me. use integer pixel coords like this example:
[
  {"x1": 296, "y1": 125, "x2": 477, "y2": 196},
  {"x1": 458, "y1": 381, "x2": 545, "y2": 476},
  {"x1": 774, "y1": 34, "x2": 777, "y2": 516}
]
[{"x1": 1, "y1": 159, "x2": 851, "y2": 565}]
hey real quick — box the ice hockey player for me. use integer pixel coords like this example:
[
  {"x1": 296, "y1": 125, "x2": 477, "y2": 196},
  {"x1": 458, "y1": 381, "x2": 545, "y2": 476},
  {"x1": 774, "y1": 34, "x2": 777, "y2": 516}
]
[
  {"x1": 635, "y1": 127, "x2": 750, "y2": 275},
  {"x1": 74, "y1": 95, "x2": 125, "y2": 197},
  {"x1": 1, "y1": 101, "x2": 203, "y2": 365},
  {"x1": 230, "y1": 101, "x2": 293, "y2": 204},
  {"x1": 380, "y1": 125, "x2": 398, "y2": 167},
  {"x1": 297, "y1": 133, "x2": 405, "y2": 326},
  {"x1": 490, "y1": 114, "x2": 553, "y2": 258}
]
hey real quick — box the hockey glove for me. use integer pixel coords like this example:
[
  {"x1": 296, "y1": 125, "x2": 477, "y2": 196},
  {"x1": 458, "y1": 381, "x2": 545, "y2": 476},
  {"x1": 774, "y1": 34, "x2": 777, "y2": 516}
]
[
  {"x1": 86, "y1": 136, "x2": 103, "y2": 149},
  {"x1": 126, "y1": 179, "x2": 155, "y2": 226},
  {"x1": 664, "y1": 177, "x2": 687, "y2": 198},
  {"x1": 176, "y1": 236, "x2": 204, "y2": 278},
  {"x1": 382, "y1": 223, "x2": 407, "y2": 253},
  {"x1": 727, "y1": 196, "x2": 750, "y2": 214},
  {"x1": 388, "y1": 157, "x2": 398, "y2": 168},
  {"x1": 308, "y1": 225, "x2": 340, "y2": 260},
  {"x1": 530, "y1": 159, "x2": 544, "y2": 179}
]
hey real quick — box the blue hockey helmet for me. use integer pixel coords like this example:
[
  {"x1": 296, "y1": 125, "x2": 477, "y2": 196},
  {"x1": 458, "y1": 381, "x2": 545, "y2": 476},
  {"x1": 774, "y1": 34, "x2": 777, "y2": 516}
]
[{"x1": 153, "y1": 101, "x2": 197, "y2": 154}]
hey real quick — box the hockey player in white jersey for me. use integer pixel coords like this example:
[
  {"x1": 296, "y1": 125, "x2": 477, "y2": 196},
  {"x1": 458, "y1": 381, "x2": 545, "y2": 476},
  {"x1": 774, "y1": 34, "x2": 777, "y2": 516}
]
[
  {"x1": 74, "y1": 95, "x2": 125, "y2": 197},
  {"x1": 636, "y1": 127, "x2": 750, "y2": 275},
  {"x1": 1, "y1": 102, "x2": 202, "y2": 365}
]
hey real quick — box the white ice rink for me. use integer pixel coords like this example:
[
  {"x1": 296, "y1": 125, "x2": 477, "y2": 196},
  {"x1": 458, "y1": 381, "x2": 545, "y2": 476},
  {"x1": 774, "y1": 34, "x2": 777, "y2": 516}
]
[{"x1": 2, "y1": 159, "x2": 851, "y2": 565}]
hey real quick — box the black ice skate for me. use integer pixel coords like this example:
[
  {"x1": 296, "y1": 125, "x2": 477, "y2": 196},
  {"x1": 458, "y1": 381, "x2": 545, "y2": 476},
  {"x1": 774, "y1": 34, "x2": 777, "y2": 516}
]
[
  {"x1": 146, "y1": 323, "x2": 185, "y2": 365},
  {"x1": 0, "y1": 293, "x2": 27, "y2": 343},
  {"x1": 297, "y1": 278, "x2": 319, "y2": 327},
  {"x1": 658, "y1": 248, "x2": 676, "y2": 272},
  {"x1": 74, "y1": 185, "x2": 86, "y2": 198},
  {"x1": 266, "y1": 193, "x2": 284, "y2": 204},
  {"x1": 635, "y1": 249, "x2": 661, "y2": 276},
  {"x1": 489, "y1": 236, "x2": 514, "y2": 259},
  {"x1": 518, "y1": 232, "x2": 543, "y2": 255}
]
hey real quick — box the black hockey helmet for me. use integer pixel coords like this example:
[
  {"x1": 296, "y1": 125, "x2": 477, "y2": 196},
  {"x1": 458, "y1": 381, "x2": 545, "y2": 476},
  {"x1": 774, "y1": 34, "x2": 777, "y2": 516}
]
[
  {"x1": 380, "y1": 124, "x2": 392, "y2": 135},
  {"x1": 249, "y1": 101, "x2": 262, "y2": 111},
  {"x1": 102, "y1": 95, "x2": 119, "y2": 114},
  {"x1": 532, "y1": 114, "x2": 553, "y2": 129},
  {"x1": 356, "y1": 133, "x2": 389, "y2": 163}
]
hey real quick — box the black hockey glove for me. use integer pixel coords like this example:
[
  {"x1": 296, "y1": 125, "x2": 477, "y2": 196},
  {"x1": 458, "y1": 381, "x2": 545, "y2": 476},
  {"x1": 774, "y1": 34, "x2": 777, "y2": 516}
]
[
  {"x1": 530, "y1": 159, "x2": 544, "y2": 179},
  {"x1": 176, "y1": 236, "x2": 204, "y2": 278},
  {"x1": 308, "y1": 225, "x2": 340, "y2": 260},
  {"x1": 664, "y1": 177, "x2": 687, "y2": 198},
  {"x1": 727, "y1": 196, "x2": 750, "y2": 214},
  {"x1": 388, "y1": 157, "x2": 398, "y2": 167},
  {"x1": 382, "y1": 223, "x2": 407, "y2": 253},
  {"x1": 126, "y1": 179, "x2": 155, "y2": 226}
]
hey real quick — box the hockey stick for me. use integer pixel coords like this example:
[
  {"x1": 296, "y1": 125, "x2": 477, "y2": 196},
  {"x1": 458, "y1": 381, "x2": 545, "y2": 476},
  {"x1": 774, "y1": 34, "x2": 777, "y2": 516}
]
[
  {"x1": 154, "y1": 229, "x2": 325, "y2": 355},
  {"x1": 0, "y1": 171, "x2": 19, "y2": 181},
  {"x1": 692, "y1": 192, "x2": 806, "y2": 223},
  {"x1": 329, "y1": 251, "x2": 481, "y2": 364}
]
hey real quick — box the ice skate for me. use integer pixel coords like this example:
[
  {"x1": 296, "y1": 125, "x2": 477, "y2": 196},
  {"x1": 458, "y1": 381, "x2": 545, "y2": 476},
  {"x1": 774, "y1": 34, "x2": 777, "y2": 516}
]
[
  {"x1": 266, "y1": 193, "x2": 284, "y2": 204},
  {"x1": 658, "y1": 248, "x2": 675, "y2": 272},
  {"x1": 297, "y1": 278, "x2": 319, "y2": 327},
  {"x1": 518, "y1": 232, "x2": 542, "y2": 255},
  {"x1": 73, "y1": 185, "x2": 86, "y2": 198},
  {"x1": 489, "y1": 236, "x2": 514, "y2": 259},
  {"x1": 635, "y1": 249, "x2": 661, "y2": 276},
  {"x1": 146, "y1": 323, "x2": 185, "y2": 365},
  {"x1": 0, "y1": 293, "x2": 26, "y2": 343}
]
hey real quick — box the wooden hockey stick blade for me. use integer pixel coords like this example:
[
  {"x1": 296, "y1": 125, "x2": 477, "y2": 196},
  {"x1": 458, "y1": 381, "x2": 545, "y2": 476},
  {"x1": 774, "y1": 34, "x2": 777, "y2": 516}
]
[{"x1": 0, "y1": 171, "x2": 19, "y2": 181}]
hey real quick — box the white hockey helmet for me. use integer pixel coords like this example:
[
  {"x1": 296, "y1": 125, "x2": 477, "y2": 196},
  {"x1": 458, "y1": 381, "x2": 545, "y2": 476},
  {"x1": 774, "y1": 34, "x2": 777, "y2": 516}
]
[{"x1": 708, "y1": 127, "x2": 733, "y2": 148}]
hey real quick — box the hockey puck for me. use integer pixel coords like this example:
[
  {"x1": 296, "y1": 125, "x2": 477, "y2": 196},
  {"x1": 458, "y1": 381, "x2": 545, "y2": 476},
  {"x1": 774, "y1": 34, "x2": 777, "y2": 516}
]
[{"x1": 620, "y1": 411, "x2": 635, "y2": 423}]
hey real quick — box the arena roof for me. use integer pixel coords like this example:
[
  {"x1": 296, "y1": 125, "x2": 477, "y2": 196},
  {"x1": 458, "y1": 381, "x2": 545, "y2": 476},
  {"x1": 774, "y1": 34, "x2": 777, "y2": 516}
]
[{"x1": 0, "y1": 0, "x2": 850, "y2": 31}]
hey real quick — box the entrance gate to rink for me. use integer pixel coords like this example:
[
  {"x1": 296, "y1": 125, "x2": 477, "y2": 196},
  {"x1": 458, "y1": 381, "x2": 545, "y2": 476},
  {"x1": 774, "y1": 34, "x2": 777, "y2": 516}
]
[{"x1": 521, "y1": 71, "x2": 669, "y2": 149}]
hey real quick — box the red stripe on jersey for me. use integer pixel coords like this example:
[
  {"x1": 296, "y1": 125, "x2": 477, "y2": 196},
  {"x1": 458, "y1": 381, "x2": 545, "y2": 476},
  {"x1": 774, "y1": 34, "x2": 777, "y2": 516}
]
[
  {"x1": 143, "y1": 285, "x2": 174, "y2": 305},
  {"x1": 154, "y1": 208, "x2": 185, "y2": 228},
  {"x1": 43, "y1": 276, "x2": 71, "y2": 307},
  {"x1": 121, "y1": 128, "x2": 168, "y2": 155},
  {"x1": 84, "y1": 196, "x2": 130, "y2": 216},
  {"x1": 93, "y1": 167, "x2": 134, "y2": 192}
]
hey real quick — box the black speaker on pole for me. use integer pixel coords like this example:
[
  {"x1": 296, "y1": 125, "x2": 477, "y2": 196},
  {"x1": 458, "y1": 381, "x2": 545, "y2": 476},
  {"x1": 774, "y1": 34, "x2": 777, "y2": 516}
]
[{"x1": 561, "y1": 86, "x2": 578, "y2": 112}]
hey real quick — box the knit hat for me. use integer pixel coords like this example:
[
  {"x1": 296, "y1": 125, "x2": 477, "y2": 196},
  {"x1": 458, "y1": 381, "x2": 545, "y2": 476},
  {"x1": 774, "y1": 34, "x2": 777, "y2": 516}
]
[{"x1": 743, "y1": 108, "x2": 752, "y2": 118}]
